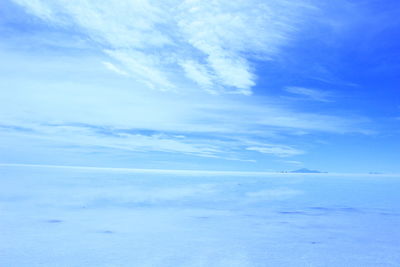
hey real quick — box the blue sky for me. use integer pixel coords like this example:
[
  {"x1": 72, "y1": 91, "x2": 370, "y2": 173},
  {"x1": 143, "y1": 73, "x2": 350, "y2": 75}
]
[{"x1": 0, "y1": 0, "x2": 399, "y2": 173}]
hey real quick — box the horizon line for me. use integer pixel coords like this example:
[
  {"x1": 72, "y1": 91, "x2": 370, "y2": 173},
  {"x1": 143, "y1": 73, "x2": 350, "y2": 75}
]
[{"x1": 1, "y1": 163, "x2": 399, "y2": 177}]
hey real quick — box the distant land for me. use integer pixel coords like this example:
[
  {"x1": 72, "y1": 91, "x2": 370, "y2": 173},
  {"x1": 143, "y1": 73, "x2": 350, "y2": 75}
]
[{"x1": 290, "y1": 168, "x2": 326, "y2": 173}]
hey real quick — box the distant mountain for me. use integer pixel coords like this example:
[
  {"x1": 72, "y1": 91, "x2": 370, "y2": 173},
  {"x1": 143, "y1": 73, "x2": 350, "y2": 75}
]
[{"x1": 290, "y1": 168, "x2": 324, "y2": 173}]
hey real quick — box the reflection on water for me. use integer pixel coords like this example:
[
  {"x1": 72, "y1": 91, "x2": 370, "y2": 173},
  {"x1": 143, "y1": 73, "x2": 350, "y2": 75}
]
[{"x1": 1, "y1": 166, "x2": 400, "y2": 266}]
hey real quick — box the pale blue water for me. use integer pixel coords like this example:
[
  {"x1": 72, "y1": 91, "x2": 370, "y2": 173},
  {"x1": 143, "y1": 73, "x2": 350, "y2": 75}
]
[{"x1": 1, "y1": 166, "x2": 400, "y2": 266}]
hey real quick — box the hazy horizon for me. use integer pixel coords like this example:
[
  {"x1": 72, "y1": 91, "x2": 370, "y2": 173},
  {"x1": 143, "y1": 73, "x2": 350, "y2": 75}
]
[{"x1": 2, "y1": 163, "x2": 400, "y2": 176}]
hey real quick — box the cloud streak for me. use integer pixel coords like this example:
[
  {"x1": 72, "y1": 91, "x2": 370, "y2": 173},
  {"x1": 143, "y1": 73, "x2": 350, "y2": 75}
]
[
  {"x1": 0, "y1": 122, "x2": 305, "y2": 160},
  {"x1": 246, "y1": 145, "x2": 304, "y2": 157},
  {"x1": 285, "y1": 86, "x2": 333, "y2": 102}
]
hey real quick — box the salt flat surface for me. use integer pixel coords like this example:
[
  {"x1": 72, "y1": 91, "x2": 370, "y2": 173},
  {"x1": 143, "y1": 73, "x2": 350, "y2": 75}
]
[{"x1": 1, "y1": 166, "x2": 400, "y2": 266}]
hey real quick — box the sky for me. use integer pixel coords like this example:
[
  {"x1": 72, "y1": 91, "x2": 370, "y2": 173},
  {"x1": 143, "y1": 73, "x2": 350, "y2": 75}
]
[{"x1": 0, "y1": 0, "x2": 399, "y2": 173}]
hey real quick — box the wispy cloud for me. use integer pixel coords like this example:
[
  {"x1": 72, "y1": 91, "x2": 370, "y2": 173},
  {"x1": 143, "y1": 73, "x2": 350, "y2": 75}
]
[
  {"x1": 102, "y1": 62, "x2": 129, "y2": 77},
  {"x1": 246, "y1": 145, "x2": 304, "y2": 157},
  {"x1": 0, "y1": 121, "x2": 309, "y2": 161},
  {"x1": 12, "y1": 0, "x2": 315, "y2": 94},
  {"x1": 285, "y1": 86, "x2": 333, "y2": 102},
  {"x1": 280, "y1": 160, "x2": 303, "y2": 166},
  {"x1": 0, "y1": 123, "x2": 224, "y2": 158}
]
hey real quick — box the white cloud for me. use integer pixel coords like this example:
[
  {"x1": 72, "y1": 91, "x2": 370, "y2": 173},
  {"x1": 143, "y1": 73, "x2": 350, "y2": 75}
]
[
  {"x1": 105, "y1": 49, "x2": 176, "y2": 90},
  {"x1": 285, "y1": 86, "x2": 333, "y2": 102},
  {"x1": 179, "y1": 60, "x2": 214, "y2": 89},
  {"x1": 246, "y1": 145, "x2": 304, "y2": 157},
  {"x1": 281, "y1": 160, "x2": 303, "y2": 166},
  {"x1": 102, "y1": 62, "x2": 129, "y2": 77},
  {"x1": 13, "y1": 0, "x2": 315, "y2": 94}
]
